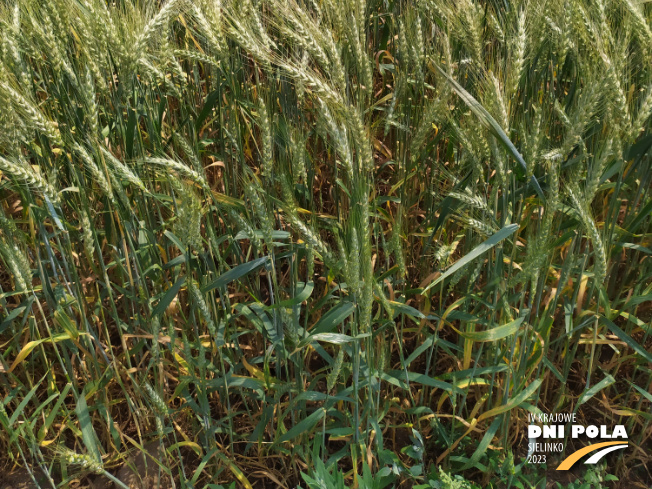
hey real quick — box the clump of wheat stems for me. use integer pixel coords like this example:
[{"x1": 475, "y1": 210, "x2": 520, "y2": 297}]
[{"x1": 0, "y1": 0, "x2": 650, "y2": 487}]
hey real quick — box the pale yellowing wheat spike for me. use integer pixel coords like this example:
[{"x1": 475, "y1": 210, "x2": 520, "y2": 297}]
[{"x1": 0, "y1": 155, "x2": 59, "y2": 204}]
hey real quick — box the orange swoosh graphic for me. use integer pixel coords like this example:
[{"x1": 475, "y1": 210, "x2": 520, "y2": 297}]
[{"x1": 557, "y1": 441, "x2": 628, "y2": 470}]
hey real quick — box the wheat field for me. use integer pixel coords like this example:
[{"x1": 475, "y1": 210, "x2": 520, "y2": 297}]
[{"x1": 0, "y1": 0, "x2": 650, "y2": 487}]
